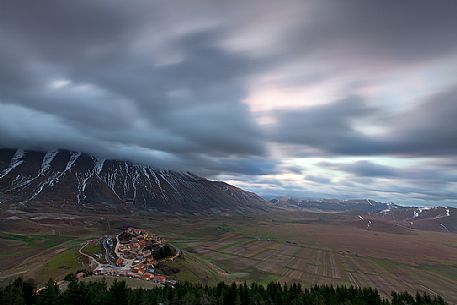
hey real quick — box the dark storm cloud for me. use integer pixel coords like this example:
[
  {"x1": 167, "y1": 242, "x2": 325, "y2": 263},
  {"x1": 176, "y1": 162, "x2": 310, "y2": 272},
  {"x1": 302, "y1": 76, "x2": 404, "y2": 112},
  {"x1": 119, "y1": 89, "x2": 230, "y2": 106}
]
[
  {"x1": 288, "y1": 0, "x2": 457, "y2": 62},
  {"x1": 1, "y1": 0, "x2": 457, "y2": 203},
  {"x1": 0, "y1": 0, "x2": 271, "y2": 174}
]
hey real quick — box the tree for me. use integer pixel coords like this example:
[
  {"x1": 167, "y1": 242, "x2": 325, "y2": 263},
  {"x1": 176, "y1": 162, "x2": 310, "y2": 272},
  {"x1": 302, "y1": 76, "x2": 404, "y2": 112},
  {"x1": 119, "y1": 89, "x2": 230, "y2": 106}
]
[
  {"x1": 35, "y1": 279, "x2": 59, "y2": 305},
  {"x1": 108, "y1": 280, "x2": 128, "y2": 305},
  {"x1": 61, "y1": 279, "x2": 89, "y2": 305}
]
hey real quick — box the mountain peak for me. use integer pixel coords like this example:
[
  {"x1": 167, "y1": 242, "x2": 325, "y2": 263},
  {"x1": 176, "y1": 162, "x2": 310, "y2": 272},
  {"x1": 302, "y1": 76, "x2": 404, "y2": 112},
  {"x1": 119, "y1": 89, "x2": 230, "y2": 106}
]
[{"x1": 0, "y1": 148, "x2": 267, "y2": 213}]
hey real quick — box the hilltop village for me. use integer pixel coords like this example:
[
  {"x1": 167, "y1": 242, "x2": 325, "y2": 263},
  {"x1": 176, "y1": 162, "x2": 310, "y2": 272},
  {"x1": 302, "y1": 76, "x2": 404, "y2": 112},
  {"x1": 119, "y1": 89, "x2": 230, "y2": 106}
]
[{"x1": 82, "y1": 227, "x2": 180, "y2": 285}]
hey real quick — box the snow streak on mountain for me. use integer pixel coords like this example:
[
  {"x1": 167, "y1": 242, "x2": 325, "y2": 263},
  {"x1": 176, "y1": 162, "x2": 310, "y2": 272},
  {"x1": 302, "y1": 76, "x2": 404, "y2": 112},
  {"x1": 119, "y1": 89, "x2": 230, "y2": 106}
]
[{"x1": 0, "y1": 149, "x2": 266, "y2": 213}]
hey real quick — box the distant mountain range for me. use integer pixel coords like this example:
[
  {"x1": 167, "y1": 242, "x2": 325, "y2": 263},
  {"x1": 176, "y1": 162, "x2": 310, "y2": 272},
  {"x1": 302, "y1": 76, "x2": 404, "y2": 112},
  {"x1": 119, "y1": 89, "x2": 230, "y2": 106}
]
[
  {"x1": 269, "y1": 197, "x2": 398, "y2": 213},
  {"x1": 1, "y1": 148, "x2": 455, "y2": 232},
  {"x1": 0, "y1": 148, "x2": 267, "y2": 213},
  {"x1": 269, "y1": 197, "x2": 457, "y2": 233}
]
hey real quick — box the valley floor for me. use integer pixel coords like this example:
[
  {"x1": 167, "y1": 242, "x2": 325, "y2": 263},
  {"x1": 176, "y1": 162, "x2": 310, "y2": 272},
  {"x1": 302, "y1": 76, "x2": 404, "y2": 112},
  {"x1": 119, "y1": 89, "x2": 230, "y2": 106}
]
[{"x1": 1, "y1": 208, "x2": 457, "y2": 303}]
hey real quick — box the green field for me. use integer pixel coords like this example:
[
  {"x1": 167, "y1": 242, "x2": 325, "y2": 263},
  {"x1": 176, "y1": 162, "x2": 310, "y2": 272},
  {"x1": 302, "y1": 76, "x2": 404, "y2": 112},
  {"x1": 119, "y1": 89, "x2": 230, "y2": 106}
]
[
  {"x1": 80, "y1": 240, "x2": 107, "y2": 264},
  {"x1": 1, "y1": 212, "x2": 457, "y2": 304},
  {"x1": 36, "y1": 248, "x2": 84, "y2": 283},
  {"x1": 0, "y1": 231, "x2": 81, "y2": 285},
  {"x1": 0, "y1": 232, "x2": 72, "y2": 250}
]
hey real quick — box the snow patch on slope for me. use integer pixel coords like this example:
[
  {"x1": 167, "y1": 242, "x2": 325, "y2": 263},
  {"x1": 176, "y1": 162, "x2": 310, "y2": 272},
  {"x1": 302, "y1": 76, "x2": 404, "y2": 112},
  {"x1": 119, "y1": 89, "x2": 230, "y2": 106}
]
[
  {"x1": 0, "y1": 149, "x2": 25, "y2": 178},
  {"x1": 413, "y1": 206, "x2": 431, "y2": 218},
  {"x1": 440, "y1": 224, "x2": 449, "y2": 232},
  {"x1": 39, "y1": 150, "x2": 59, "y2": 175},
  {"x1": 434, "y1": 207, "x2": 451, "y2": 219},
  {"x1": 30, "y1": 152, "x2": 81, "y2": 200},
  {"x1": 66, "y1": 152, "x2": 81, "y2": 171},
  {"x1": 76, "y1": 157, "x2": 106, "y2": 203},
  {"x1": 380, "y1": 203, "x2": 392, "y2": 214},
  {"x1": 149, "y1": 169, "x2": 167, "y2": 201},
  {"x1": 94, "y1": 157, "x2": 105, "y2": 176}
]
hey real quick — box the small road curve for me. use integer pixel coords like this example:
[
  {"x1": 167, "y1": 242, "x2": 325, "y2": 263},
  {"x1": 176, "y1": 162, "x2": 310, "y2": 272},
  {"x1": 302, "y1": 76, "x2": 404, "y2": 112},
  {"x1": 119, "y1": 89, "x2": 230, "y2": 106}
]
[{"x1": 79, "y1": 241, "x2": 102, "y2": 269}]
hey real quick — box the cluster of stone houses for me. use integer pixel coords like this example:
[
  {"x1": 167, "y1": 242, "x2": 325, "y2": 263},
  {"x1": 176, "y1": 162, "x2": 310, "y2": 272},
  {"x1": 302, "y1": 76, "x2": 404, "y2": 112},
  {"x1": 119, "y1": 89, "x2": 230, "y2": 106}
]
[
  {"x1": 91, "y1": 227, "x2": 176, "y2": 285},
  {"x1": 116, "y1": 228, "x2": 167, "y2": 283}
]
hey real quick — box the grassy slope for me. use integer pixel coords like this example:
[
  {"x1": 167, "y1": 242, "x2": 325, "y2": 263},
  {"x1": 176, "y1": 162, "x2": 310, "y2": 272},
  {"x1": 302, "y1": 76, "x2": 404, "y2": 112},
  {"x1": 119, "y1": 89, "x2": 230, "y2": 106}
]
[
  {"x1": 0, "y1": 232, "x2": 72, "y2": 250},
  {"x1": 0, "y1": 231, "x2": 83, "y2": 285},
  {"x1": 36, "y1": 248, "x2": 84, "y2": 283}
]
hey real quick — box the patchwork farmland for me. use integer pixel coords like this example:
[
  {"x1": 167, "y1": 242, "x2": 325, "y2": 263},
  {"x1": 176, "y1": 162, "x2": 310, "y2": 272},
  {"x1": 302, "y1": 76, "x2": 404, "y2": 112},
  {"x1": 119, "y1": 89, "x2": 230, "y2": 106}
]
[
  {"x1": 175, "y1": 232, "x2": 457, "y2": 301},
  {"x1": 156, "y1": 214, "x2": 457, "y2": 303},
  {"x1": 1, "y1": 210, "x2": 457, "y2": 304}
]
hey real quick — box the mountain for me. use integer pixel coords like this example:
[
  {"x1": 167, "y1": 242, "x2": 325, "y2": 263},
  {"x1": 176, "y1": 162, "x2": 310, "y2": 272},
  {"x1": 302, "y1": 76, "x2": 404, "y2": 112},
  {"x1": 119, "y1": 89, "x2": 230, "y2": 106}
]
[
  {"x1": 270, "y1": 197, "x2": 457, "y2": 233},
  {"x1": 269, "y1": 197, "x2": 398, "y2": 213},
  {"x1": 0, "y1": 148, "x2": 267, "y2": 213},
  {"x1": 375, "y1": 205, "x2": 457, "y2": 233}
]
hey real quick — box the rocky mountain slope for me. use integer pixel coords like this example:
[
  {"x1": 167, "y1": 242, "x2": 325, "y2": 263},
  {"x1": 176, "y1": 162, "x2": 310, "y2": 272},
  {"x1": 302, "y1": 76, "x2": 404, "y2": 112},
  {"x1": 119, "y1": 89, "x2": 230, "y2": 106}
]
[{"x1": 0, "y1": 148, "x2": 267, "y2": 213}]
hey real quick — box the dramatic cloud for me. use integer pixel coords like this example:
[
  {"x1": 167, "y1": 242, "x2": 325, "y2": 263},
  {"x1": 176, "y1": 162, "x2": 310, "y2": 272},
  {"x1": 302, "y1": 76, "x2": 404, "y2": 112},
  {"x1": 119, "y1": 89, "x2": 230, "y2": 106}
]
[
  {"x1": 267, "y1": 96, "x2": 378, "y2": 155},
  {"x1": 1, "y1": 0, "x2": 457, "y2": 205},
  {"x1": 268, "y1": 86, "x2": 457, "y2": 157}
]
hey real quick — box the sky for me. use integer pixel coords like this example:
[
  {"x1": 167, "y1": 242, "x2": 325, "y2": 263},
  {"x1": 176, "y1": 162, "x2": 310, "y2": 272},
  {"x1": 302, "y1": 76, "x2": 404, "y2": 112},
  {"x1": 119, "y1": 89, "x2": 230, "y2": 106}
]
[{"x1": 1, "y1": 0, "x2": 457, "y2": 206}]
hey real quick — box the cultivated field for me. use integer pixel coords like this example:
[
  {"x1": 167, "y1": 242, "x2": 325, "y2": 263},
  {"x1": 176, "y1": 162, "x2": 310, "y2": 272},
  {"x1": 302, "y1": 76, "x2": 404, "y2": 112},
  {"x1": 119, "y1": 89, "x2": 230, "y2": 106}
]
[
  {"x1": 158, "y1": 218, "x2": 457, "y2": 302},
  {"x1": 1, "y1": 208, "x2": 456, "y2": 303}
]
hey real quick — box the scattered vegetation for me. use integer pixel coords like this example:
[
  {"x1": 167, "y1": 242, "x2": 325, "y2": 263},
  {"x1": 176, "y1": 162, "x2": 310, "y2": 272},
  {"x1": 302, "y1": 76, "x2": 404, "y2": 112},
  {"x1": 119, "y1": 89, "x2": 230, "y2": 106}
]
[
  {"x1": 153, "y1": 245, "x2": 176, "y2": 260},
  {"x1": 215, "y1": 224, "x2": 231, "y2": 235},
  {"x1": 80, "y1": 242, "x2": 103, "y2": 258},
  {"x1": 0, "y1": 232, "x2": 71, "y2": 250},
  {"x1": 36, "y1": 249, "x2": 84, "y2": 283},
  {"x1": 0, "y1": 277, "x2": 448, "y2": 305}
]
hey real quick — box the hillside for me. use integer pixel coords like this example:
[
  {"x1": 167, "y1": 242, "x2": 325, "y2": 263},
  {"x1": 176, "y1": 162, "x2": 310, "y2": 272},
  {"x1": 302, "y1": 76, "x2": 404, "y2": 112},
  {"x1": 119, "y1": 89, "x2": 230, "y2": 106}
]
[
  {"x1": 0, "y1": 148, "x2": 267, "y2": 213},
  {"x1": 269, "y1": 197, "x2": 398, "y2": 213},
  {"x1": 270, "y1": 197, "x2": 457, "y2": 233}
]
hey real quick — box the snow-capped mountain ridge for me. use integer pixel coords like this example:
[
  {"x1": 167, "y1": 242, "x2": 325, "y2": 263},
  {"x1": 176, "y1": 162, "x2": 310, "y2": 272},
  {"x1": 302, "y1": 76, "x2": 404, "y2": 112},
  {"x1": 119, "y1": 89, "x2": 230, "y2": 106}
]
[
  {"x1": 269, "y1": 197, "x2": 401, "y2": 213},
  {"x1": 0, "y1": 148, "x2": 266, "y2": 212},
  {"x1": 269, "y1": 196, "x2": 456, "y2": 233}
]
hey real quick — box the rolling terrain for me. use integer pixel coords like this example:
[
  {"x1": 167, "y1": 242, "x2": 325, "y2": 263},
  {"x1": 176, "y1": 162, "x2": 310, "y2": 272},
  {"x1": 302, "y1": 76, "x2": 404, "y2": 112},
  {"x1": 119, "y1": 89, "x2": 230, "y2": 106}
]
[
  {"x1": 1, "y1": 148, "x2": 457, "y2": 303},
  {"x1": 269, "y1": 197, "x2": 397, "y2": 213},
  {"x1": 0, "y1": 210, "x2": 456, "y2": 304},
  {"x1": 270, "y1": 197, "x2": 457, "y2": 234}
]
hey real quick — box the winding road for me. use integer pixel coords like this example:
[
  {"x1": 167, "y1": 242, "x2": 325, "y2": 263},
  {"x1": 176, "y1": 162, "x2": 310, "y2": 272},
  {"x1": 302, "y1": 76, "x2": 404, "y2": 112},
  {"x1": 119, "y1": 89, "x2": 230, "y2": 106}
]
[{"x1": 79, "y1": 241, "x2": 102, "y2": 269}]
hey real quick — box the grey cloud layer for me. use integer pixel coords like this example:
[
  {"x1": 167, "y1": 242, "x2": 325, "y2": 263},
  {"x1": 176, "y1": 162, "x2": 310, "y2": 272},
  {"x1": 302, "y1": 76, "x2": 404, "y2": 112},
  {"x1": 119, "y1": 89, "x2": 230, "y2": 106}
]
[
  {"x1": 1, "y1": 0, "x2": 457, "y2": 203},
  {"x1": 269, "y1": 85, "x2": 457, "y2": 157},
  {"x1": 0, "y1": 0, "x2": 271, "y2": 175},
  {"x1": 314, "y1": 159, "x2": 457, "y2": 202}
]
